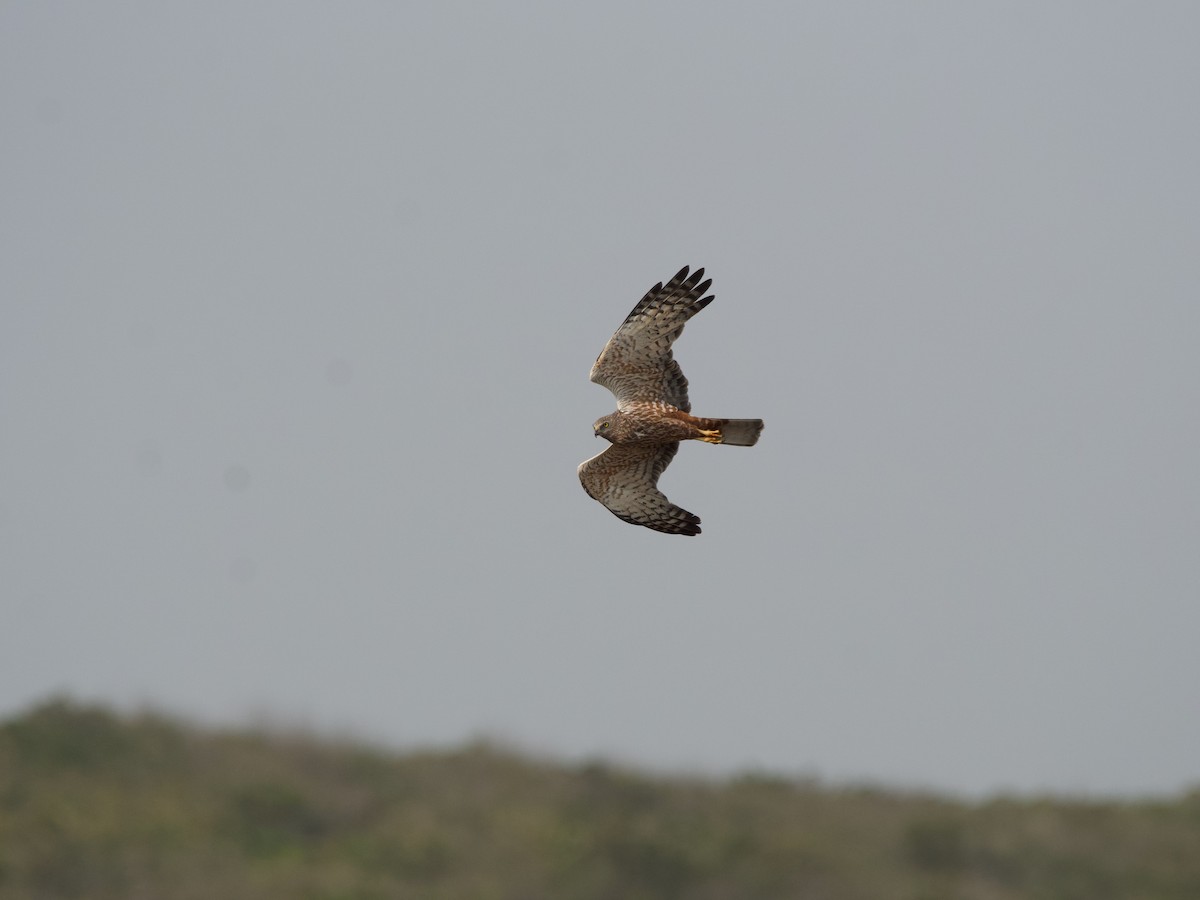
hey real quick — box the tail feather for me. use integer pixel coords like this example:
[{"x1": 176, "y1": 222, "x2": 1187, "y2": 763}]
[{"x1": 708, "y1": 418, "x2": 764, "y2": 446}]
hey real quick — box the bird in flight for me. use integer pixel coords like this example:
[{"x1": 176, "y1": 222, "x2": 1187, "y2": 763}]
[{"x1": 578, "y1": 266, "x2": 764, "y2": 536}]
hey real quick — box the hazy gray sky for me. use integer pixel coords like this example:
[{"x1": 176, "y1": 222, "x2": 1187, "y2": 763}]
[{"x1": 4, "y1": 2, "x2": 1199, "y2": 797}]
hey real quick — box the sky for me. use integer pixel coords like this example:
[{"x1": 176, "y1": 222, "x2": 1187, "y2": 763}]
[{"x1": 3, "y1": 2, "x2": 1199, "y2": 798}]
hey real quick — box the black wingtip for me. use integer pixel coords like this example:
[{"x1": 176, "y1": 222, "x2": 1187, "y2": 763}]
[{"x1": 672, "y1": 512, "x2": 702, "y2": 536}]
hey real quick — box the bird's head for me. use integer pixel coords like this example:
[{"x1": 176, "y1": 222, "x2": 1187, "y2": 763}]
[{"x1": 592, "y1": 414, "x2": 618, "y2": 443}]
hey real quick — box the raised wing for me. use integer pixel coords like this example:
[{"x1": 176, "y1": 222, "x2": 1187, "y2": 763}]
[
  {"x1": 589, "y1": 266, "x2": 713, "y2": 413},
  {"x1": 577, "y1": 442, "x2": 700, "y2": 536}
]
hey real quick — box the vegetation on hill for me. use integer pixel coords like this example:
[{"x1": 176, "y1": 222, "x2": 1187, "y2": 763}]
[{"x1": 1, "y1": 698, "x2": 1198, "y2": 899}]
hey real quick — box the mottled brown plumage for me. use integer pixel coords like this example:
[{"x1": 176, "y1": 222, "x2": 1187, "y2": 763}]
[{"x1": 578, "y1": 266, "x2": 764, "y2": 536}]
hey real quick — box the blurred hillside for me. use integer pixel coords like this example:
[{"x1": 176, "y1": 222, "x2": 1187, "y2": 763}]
[{"x1": 1, "y1": 699, "x2": 1198, "y2": 900}]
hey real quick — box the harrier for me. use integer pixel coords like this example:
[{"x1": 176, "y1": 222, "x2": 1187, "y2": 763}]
[{"x1": 578, "y1": 266, "x2": 763, "y2": 536}]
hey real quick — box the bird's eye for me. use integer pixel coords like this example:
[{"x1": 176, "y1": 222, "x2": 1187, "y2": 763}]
[{"x1": 599, "y1": 422, "x2": 609, "y2": 430}]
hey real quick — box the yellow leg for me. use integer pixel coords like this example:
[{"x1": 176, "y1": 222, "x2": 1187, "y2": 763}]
[{"x1": 698, "y1": 428, "x2": 724, "y2": 444}]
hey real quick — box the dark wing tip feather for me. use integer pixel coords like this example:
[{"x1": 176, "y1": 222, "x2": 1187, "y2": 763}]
[
  {"x1": 671, "y1": 267, "x2": 713, "y2": 308},
  {"x1": 673, "y1": 515, "x2": 702, "y2": 536},
  {"x1": 615, "y1": 509, "x2": 701, "y2": 536}
]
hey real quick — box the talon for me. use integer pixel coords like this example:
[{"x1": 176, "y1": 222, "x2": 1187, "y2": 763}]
[{"x1": 698, "y1": 429, "x2": 723, "y2": 444}]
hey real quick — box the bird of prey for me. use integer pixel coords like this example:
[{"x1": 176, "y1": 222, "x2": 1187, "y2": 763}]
[{"x1": 578, "y1": 265, "x2": 763, "y2": 536}]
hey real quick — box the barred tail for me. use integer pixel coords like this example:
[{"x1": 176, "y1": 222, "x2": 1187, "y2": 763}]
[{"x1": 694, "y1": 417, "x2": 763, "y2": 446}]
